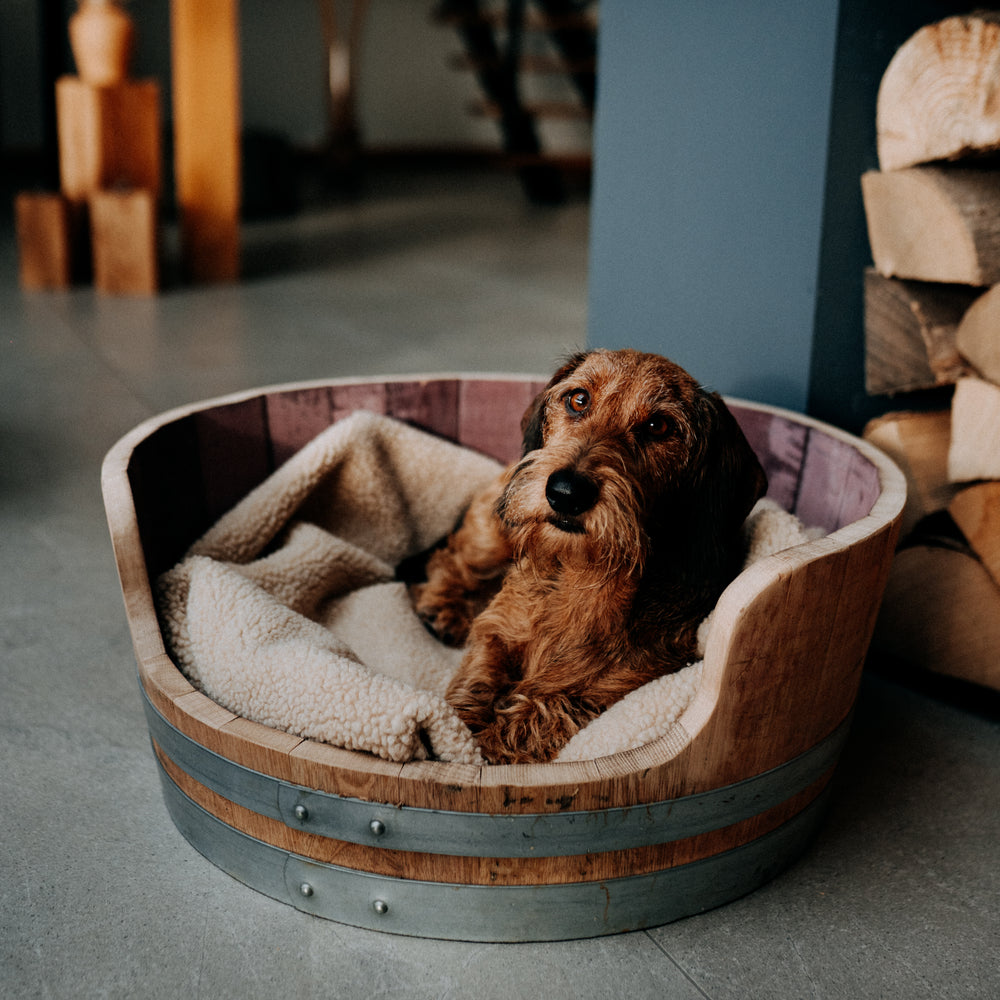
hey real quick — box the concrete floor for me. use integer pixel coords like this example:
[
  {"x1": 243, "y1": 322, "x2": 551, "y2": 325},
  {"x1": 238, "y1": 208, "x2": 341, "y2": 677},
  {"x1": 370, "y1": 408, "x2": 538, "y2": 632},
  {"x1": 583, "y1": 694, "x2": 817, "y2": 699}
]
[{"x1": 2, "y1": 166, "x2": 998, "y2": 1000}]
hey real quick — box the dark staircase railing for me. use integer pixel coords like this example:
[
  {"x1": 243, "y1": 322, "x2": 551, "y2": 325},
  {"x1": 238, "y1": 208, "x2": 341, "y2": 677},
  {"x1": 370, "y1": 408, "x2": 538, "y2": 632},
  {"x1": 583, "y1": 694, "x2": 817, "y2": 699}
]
[{"x1": 435, "y1": 0, "x2": 597, "y2": 204}]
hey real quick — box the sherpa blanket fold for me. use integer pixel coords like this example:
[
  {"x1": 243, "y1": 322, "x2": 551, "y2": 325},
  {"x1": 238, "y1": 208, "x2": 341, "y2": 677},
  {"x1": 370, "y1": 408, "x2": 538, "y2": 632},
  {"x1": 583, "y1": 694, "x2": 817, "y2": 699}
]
[{"x1": 156, "y1": 411, "x2": 813, "y2": 765}]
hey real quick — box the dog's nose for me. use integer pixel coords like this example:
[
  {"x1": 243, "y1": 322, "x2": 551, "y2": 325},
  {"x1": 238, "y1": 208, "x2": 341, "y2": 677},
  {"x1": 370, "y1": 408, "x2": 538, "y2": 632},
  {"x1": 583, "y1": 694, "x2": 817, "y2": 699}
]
[{"x1": 546, "y1": 469, "x2": 598, "y2": 516}]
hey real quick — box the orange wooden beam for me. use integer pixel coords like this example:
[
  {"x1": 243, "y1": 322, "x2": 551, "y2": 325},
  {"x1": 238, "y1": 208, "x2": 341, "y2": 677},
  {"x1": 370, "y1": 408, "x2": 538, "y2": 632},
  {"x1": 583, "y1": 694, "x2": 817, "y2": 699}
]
[{"x1": 170, "y1": 0, "x2": 241, "y2": 282}]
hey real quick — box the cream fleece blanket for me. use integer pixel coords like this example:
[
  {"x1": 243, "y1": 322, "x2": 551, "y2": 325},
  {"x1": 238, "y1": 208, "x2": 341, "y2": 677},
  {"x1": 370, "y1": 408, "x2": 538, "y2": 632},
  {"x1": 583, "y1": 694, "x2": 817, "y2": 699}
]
[{"x1": 157, "y1": 411, "x2": 815, "y2": 765}]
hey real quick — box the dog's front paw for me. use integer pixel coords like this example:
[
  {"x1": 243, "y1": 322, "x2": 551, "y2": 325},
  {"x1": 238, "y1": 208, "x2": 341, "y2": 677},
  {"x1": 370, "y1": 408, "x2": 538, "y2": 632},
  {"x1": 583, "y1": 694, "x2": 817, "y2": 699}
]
[
  {"x1": 474, "y1": 693, "x2": 585, "y2": 764},
  {"x1": 409, "y1": 582, "x2": 477, "y2": 647}
]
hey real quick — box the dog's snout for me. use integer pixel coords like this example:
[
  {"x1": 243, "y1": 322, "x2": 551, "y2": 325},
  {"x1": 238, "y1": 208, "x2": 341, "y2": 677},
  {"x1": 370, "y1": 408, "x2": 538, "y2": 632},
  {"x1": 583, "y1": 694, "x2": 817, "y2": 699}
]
[{"x1": 545, "y1": 469, "x2": 598, "y2": 516}]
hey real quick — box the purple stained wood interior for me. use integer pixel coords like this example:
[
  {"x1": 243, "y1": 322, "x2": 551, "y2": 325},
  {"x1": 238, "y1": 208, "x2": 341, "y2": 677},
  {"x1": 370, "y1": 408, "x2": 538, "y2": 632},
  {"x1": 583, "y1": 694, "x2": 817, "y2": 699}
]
[
  {"x1": 730, "y1": 405, "x2": 808, "y2": 516},
  {"x1": 730, "y1": 404, "x2": 879, "y2": 533},
  {"x1": 456, "y1": 379, "x2": 544, "y2": 464},
  {"x1": 126, "y1": 379, "x2": 881, "y2": 582},
  {"x1": 385, "y1": 379, "x2": 460, "y2": 441},
  {"x1": 195, "y1": 398, "x2": 271, "y2": 522},
  {"x1": 265, "y1": 387, "x2": 337, "y2": 468}
]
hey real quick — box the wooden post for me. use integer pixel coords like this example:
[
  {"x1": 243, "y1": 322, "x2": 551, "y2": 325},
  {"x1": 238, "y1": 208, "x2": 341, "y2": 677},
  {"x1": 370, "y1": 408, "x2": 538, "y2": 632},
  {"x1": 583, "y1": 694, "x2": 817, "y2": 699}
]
[
  {"x1": 90, "y1": 188, "x2": 160, "y2": 295},
  {"x1": 55, "y1": 76, "x2": 162, "y2": 204},
  {"x1": 14, "y1": 192, "x2": 75, "y2": 290},
  {"x1": 170, "y1": 0, "x2": 241, "y2": 282}
]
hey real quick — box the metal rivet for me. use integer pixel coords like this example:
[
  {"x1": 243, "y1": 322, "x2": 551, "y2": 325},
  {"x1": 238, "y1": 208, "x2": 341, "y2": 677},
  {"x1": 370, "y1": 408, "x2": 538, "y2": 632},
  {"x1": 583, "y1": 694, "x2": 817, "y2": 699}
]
[
  {"x1": 372, "y1": 899, "x2": 389, "y2": 915},
  {"x1": 369, "y1": 819, "x2": 386, "y2": 837},
  {"x1": 298, "y1": 882, "x2": 314, "y2": 898},
  {"x1": 294, "y1": 804, "x2": 309, "y2": 822}
]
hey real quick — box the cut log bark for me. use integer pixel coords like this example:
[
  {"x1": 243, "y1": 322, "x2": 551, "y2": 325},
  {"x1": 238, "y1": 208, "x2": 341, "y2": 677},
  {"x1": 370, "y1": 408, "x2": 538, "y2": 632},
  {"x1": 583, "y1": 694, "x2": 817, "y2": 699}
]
[
  {"x1": 955, "y1": 282, "x2": 1000, "y2": 384},
  {"x1": 864, "y1": 268, "x2": 977, "y2": 394},
  {"x1": 877, "y1": 13, "x2": 1000, "y2": 171},
  {"x1": 870, "y1": 514, "x2": 1000, "y2": 693},
  {"x1": 861, "y1": 167, "x2": 1000, "y2": 285},
  {"x1": 863, "y1": 409, "x2": 957, "y2": 538},
  {"x1": 950, "y1": 482, "x2": 1000, "y2": 590},
  {"x1": 948, "y1": 376, "x2": 1000, "y2": 482}
]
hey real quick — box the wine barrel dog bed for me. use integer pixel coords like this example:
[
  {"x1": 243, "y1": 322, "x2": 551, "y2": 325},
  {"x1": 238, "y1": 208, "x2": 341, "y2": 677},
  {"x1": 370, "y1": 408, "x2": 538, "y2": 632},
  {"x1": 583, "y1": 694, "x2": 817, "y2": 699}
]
[{"x1": 101, "y1": 374, "x2": 905, "y2": 942}]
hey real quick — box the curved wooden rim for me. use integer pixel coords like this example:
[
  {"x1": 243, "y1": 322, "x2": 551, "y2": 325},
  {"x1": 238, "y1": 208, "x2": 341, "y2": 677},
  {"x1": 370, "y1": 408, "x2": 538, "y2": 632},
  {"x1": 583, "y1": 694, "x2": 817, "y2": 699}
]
[{"x1": 102, "y1": 376, "x2": 906, "y2": 815}]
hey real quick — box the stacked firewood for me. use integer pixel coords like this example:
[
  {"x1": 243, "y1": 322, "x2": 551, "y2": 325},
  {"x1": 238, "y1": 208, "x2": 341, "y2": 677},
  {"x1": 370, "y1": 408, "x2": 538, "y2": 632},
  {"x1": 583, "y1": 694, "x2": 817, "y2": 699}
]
[{"x1": 861, "y1": 13, "x2": 1000, "y2": 693}]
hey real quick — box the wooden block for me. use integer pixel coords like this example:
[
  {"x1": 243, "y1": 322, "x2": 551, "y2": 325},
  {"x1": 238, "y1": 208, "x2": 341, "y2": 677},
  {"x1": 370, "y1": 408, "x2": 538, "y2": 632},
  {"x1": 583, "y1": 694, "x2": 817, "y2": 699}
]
[
  {"x1": 863, "y1": 409, "x2": 958, "y2": 538},
  {"x1": 864, "y1": 269, "x2": 977, "y2": 395},
  {"x1": 90, "y1": 188, "x2": 159, "y2": 295},
  {"x1": 950, "y1": 482, "x2": 1000, "y2": 590},
  {"x1": 955, "y1": 283, "x2": 1000, "y2": 385},
  {"x1": 14, "y1": 192, "x2": 74, "y2": 290},
  {"x1": 861, "y1": 167, "x2": 1000, "y2": 285},
  {"x1": 56, "y1": 76, "x2": 162, "y2": 203},
  {"x1": 871, "y1": 522, "x2": 1000, "y2": 692},
  {"x1": 170, "y1": 0, "x2": 241, "y2": 282},
  {"x1": 948, "y1": 376, "x2": 1000, "y2": 482},
  {"x1": 877, "y1": 13, "x2": 1000, "y2": 171}
]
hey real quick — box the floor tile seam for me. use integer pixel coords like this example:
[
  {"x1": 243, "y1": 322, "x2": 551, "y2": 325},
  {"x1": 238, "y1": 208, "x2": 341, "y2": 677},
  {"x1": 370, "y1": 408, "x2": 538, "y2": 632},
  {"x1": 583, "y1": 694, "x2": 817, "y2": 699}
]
[
  {"x1": 18, "y1": 282, "x2": 166, "y2": 422},
  {"x1": 643, "y1": 930, "x2": 713, "y2": 999},
  {"x1": 67, "y1": 322, "x2": 165, "y2": 421}
]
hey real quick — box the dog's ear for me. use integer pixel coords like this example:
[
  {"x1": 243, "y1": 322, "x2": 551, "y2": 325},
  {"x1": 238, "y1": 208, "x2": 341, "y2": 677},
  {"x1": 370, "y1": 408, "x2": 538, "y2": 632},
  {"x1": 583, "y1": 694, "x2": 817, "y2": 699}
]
[
  {"x1": 667, "y1": 392, "x2": 766, "y2": 585},
  {"x1": 520, "y1": 352, "x2": 589, "y2": 455},
  {"x1": 694, "y1": 392, "x2": 768, "y2": 537}
]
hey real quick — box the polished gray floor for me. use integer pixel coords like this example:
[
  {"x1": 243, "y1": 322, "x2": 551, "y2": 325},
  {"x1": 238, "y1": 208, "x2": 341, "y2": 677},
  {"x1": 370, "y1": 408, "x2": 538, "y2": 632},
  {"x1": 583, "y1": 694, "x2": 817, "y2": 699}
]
[{"x1": 2, "y1": 166, "x2": 997, "y2": 999}]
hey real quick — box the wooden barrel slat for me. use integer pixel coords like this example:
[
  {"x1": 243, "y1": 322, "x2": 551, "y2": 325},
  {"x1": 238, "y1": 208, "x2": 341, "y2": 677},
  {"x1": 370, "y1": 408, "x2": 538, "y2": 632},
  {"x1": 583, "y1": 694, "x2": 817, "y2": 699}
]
[
  {"x1": 144, "y1": 651, "x2": 196, "y2": 701},
  {"x1": 328, "y1": 381, "x2": 389, "y2": 425},
  {"x1": 385, "y1": 378, "x2": 461, "y2": 441},
  {"x1": 221, "y1": 716, "x2": 305, "y2": 768},
  {"x1": 733, "y1": 405, "x2": 809, "y2": 516},
  {"x1": 128, "y1": 417, "x2": 208, "y2": 579},
  {"x1": 456, "y1": 378, "x2": 543, "y2": 463},
  {"x1": 194, "y1": 397, "x2": 272, "y2": 522},
  {"x1": 264, "y1": 386, "x2": 337, "y2": 467},
  {"x1": 101, "y1": 375, "x2": 906, "y2": 940},
  {"x1": 289, "y1": 739, "x2": 435, "y2": 807},
  {"x1": 796, "y1": 431, "x2": 881, "y2": 532}
]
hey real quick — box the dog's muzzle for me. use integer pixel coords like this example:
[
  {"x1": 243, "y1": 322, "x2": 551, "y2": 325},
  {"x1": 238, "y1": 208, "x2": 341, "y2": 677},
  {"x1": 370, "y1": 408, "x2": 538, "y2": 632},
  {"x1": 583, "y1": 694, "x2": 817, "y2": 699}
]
[{"x1": 545, "y1": 468, "x2": 598, "y2": 523}]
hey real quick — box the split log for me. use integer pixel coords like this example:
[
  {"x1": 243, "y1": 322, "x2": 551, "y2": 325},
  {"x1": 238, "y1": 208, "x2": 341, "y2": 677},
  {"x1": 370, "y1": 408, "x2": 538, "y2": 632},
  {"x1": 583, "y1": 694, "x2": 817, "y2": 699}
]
[
  {"x1": 877, "y1": 13, "x2": 1000, "y2": 171},
  {"x1": 861, "y1": 167, "x2": 1000, "y2": 285},
  {"x1": 864, "y1": 269, "x2": 976, "y2": 394},
  {"x1": 948, "y1": 376, "x2": 1000, "y2": 482},
  {"x1": 863, "y1": 409, "x2": 957, "y2": 538},
  {"x1": 955, "y1": 283, "x2": 1000, "y2": 385},
  {"x1": 870, "y1": 513, "x2": 1000, "y2": 693},
  {"x1": 950, "y1": 482, "x2": 1000, "y2": 590}
]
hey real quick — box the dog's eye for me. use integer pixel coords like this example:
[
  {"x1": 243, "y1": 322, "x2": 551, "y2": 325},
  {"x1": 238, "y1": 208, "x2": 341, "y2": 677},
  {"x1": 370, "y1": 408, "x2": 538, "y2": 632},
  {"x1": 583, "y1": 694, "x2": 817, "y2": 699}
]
[
  {"x1": 640, "y1": 414, "x2": 673, "y2": 439},
  {"x1": 564, "y1": 389, "x2": 590, "y2": 415}
]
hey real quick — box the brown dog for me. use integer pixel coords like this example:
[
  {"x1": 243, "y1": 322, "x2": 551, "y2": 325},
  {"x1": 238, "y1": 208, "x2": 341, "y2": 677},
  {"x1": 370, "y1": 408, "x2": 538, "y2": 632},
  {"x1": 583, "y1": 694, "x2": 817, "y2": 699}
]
[{"x1": 411, "y1": 349, "x2": 767, "y2": 764}]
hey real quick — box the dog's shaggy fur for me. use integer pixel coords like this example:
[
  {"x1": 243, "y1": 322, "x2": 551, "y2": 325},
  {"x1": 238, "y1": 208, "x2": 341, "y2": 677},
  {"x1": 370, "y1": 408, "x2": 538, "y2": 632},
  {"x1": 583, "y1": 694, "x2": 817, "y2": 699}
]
[{"x1": 410, "y1": 349, "x2": 767, "y2": 763}]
